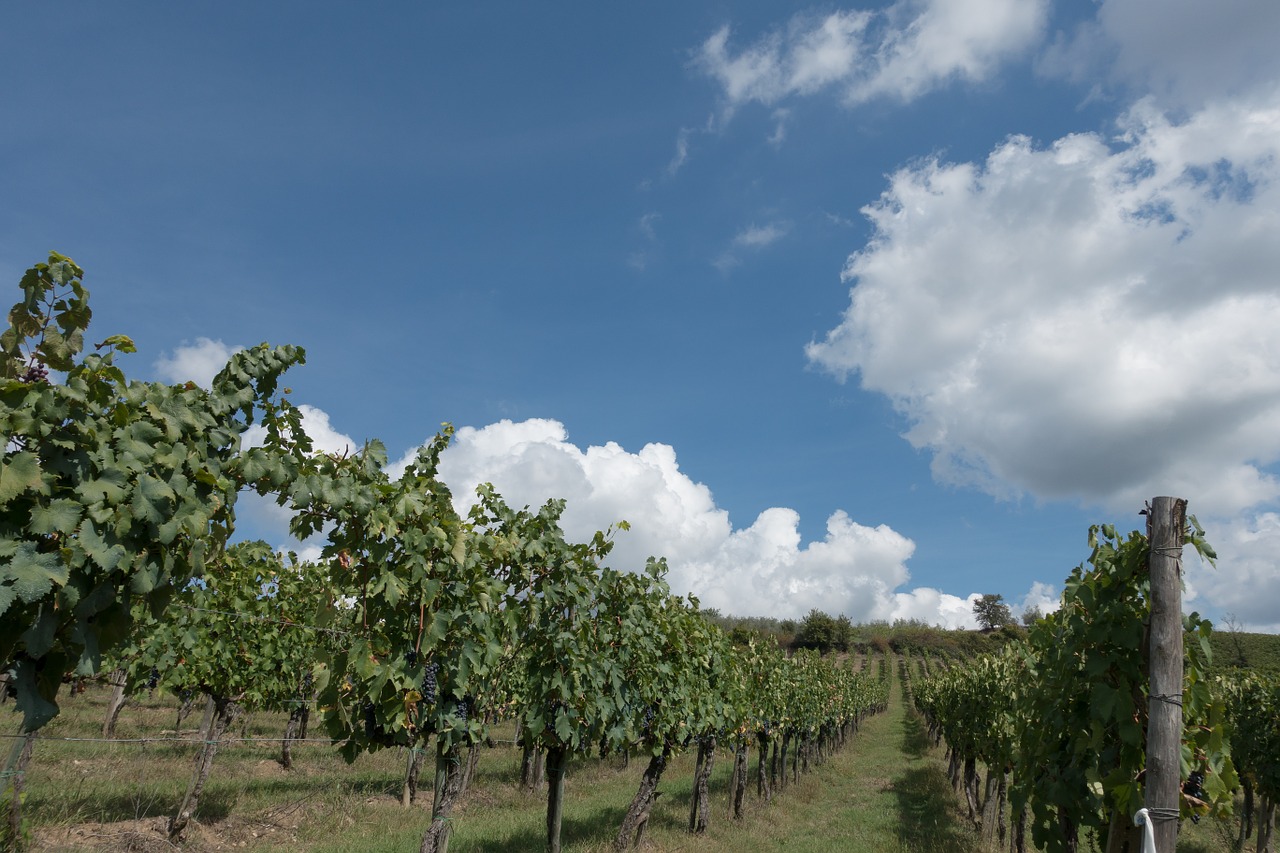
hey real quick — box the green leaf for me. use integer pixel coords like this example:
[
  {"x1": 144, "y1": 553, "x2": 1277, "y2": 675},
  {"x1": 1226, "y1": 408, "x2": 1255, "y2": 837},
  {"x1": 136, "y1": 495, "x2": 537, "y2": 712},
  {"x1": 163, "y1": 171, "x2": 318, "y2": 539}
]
[
  {"x1": 12, "y1": 657, "x2": 61, "y2": 731},
  {"x1": 77, "y1": 521, "x2": 128, "y2": 572},
  {"x1": 76, "y1": 469, "x2": 129, "y2": 505},
  {"x1": 29, "y1": 499, "x2": 83, "y2": 536},
  {"x1": 96, "y1": 334, "x2": 136, "y2": 353},
  {"x1": 0, "y1": 451, "x2": 44, "y2": 503},
  {"x1": 2, "y1": 541, "x2": 68, "y2": 607},
  {"x1": 130, "y1": 474, "x2": 174, "y2": 525}
]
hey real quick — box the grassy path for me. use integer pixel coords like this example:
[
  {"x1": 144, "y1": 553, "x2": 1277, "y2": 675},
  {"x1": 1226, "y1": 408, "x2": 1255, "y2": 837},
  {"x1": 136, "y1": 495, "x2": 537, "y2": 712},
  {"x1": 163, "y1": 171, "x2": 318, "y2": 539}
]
[
  {"x1": 641, "y1": 663, "x2": 984, "y2": 853},
  {"x1": 307, "y1": 661, "x2": 984, "y2": 852},
  {"x1": 20, "y1": 663, "x2": 984, "y2": 852},
  {"x1": 433, "y1": 662, "x2": 982, "y2": 853}
]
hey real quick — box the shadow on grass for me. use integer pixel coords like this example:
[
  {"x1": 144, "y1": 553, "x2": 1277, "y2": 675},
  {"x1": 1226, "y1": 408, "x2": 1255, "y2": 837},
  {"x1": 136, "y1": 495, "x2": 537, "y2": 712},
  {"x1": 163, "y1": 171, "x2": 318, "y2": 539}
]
[
  {"x1": 900, "y1": 710, "x2": 934, "y2": 760},
  {"x1": 27, "y1": 772, "x2": 404, "y2": 827},
  {"x1": 892, "y1": 710, "x2": 981, "y2": 853},
  {"x1": 30, "y1": 788, "x2": 239, "y2": 826},
  {"x1": 452, "y1": 804, "x2": 630, "y2": 853},
  {"x1": 890, "y1": 766, "x2": 981, "y2": 853}
]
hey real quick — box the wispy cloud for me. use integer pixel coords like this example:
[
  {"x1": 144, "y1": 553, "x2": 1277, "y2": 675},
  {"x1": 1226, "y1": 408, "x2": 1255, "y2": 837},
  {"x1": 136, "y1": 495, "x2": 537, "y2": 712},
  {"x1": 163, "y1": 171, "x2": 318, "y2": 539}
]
[
  {"x1": 733, "y1": 222, "x2": 788, "y2": 248},
  {"x1": 695, "y1": 0, "x2": 1049, "y2": 126},
  {"x1": 825, "y1": 211, "x2": 857, "y2": 228},
  {"x1": 767, "y1": 108, "x2": 790, "y2": 147},
  {"x1": 638, "y1": 212, "x2": 661, "y2": 240},
  {"x1": 715, "y1": 221, "x2": 790, "y2": 272},
  {"x1": 667, "y1": 128, "x2": 692, "y2": 176},
  {"x1": 628, "y1": 212, "x2": 663, "y2": 271}
]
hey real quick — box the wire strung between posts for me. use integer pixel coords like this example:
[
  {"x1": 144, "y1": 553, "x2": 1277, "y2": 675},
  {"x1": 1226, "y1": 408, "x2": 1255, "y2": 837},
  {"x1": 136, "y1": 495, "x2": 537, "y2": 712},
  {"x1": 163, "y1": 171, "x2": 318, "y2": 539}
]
[
  {"x1": 1149, "y1": 692, "x2": 1183, "y2": 707},
  {"x1": 0, "y1": 732, "x2": 338, "y2": 746},
  {"x1": 1145, "y1": 806, "x2": 1180, "y2": 822},
  {"x1": 171, "y1": 604, "x2": 355, "y2": 638}
]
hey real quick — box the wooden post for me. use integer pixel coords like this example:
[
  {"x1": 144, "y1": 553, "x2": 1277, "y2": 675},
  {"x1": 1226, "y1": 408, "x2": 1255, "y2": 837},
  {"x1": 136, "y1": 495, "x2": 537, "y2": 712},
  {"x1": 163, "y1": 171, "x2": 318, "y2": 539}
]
[
  {"x1": 1146, "y1": 496, "x2": 1186, "y2": 853},
  {"x1": 545, "y1": 746, "x2": 567, "y2": 853}
]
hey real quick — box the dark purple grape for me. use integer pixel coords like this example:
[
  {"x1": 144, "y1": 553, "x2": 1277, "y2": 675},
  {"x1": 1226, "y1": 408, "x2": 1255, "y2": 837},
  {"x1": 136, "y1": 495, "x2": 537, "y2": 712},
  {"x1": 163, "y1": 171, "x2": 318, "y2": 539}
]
[
  {"x1": 422, "y1": 662, "x2": 438, "y2": 704},
  {"x1": 20, "y1": 361, "x2": 49, "y2": 384}
]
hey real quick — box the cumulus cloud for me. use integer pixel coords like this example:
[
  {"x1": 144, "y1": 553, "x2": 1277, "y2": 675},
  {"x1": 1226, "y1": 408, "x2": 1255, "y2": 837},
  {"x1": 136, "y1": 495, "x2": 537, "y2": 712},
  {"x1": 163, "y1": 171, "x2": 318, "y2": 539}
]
[
  {"x1": 243, "y1": 404, "x2": 357, "y2": 458},
  {"x1": 153, "y1": 337, "x2": 242, "y2": 387},
  {"x1": 236, "y1": 405, "x2": 359, "y2": 553},
  {"x1": 1016, "y1": 581, "x2": 1061, "y2": 619},
  {"x1": 1185, "y1": 512, "x2": 1280, "y2": 633},
  {"x1": 1039, "y1": 0, "x2": 1280, "y2": 109},
  {"x1": 807, "y1": 89, "x2": 1280, "y2": 518},
  {"x1": 681, "y1": 507, "x2": 918, "y2": 622},
  {"x1": 429, "y1": 419, "x2": 731, "y2": 570},
  {"x1": 400, "y1": 417, "x2": 995, "y2": 621},
  {"x1": 888, "y1": 588, "x2": 979, "y2": 629},
  {"x1": 223, "y1": 410, "x2": 1043, "y2": 625},
  {"x1": 695, "y1": 0, "x2": 1047, "y2": 121}
]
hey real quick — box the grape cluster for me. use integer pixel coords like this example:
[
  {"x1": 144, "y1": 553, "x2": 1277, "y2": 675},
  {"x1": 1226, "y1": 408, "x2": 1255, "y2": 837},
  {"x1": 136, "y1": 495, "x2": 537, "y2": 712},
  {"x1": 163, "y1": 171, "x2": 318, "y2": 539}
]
[
  {"x1": 19, "y1": 361, "x2": 48, "y2": 384},
  {"x1": 363, "y1": 701, "x2": 377, "y2": 739},
  {"x1": 1183, "y1": 770, "x2": 1206, "y2": 823},
  {"x1": 147, "y1": 668, "x2": 160, "y2": 690},
  {"x1": 405, "y1": 648, "x2": 418, "y2": 668},
  {"x1": 422, "y1": 662, "x2": 438, "y2": 705},
  {"x1": 455, "y1": 696, "x2": 470, "y2": 724}
]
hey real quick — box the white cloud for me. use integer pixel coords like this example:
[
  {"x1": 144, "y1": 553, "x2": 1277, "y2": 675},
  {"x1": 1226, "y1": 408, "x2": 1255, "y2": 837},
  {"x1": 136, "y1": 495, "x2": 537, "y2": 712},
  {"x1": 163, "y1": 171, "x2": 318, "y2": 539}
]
[
  {"x1": 887, "y1": 588, "x2": 979, "y2": 629},
  {"x1": 808, "y1": 89, "x2": 1280, "y2": 519},
  {"x1": 668, "y1": 128, "x2": 692, "y2": 175},
  {"x1": 243, "y1": 403, "x2": 357, "y2": 458},
  {"x1": 227, "y1": 412, "x2": 1046, "y2": 624},
  {"x1": 696, "y1": 12, "x2": 870, "y2": 111},
  {"x1": 1185, "y1": 512, "x2": 1280, "y2": 633},
  {"x1": 681, "y1": 507, "x2": 917, "y2": 622},
  {"x1": 695, "y1": 0, "x2": 1047, "y2": 120},
  {"x1": 1040, "y1": 0, "x2": 1280, "y2": 109},
  {"x1": 768, "y1": 108, "x2": 790, "y2": 147},
  {"x1": 153, "y1": 337, "x2": 242, "y2": 387},
  {"x1": 428, "y1": 418, "x2": 732, "y2": 570},
  {"x1": 237, "y1": 404, "x2": 359, "y2": 554},
  {"x1": 407, "y1": 417, "x2": 974, "y2": 621},
  {"x1": 638, "y1": 212, "x2": 661, "y2": 241},
  {"x1": 733, "y1": 222, "x2": 788, "y2": 248},
  {"x1": 716, "y1": 221, "x2": 790, "y2": 272},
  {"x1": 628, "y1": 213, "x2": 662, "y2": 271},
  {"x1": 1016, "y1": 581, "x2": 1061, "y2": 619}
]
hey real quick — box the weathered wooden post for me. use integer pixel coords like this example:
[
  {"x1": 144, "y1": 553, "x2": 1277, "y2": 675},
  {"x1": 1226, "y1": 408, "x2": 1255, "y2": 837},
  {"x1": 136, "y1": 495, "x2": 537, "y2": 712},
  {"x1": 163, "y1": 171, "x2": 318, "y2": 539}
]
[{"x1": 1146, "y1": 496, "x2": 1186, "y2": 852}]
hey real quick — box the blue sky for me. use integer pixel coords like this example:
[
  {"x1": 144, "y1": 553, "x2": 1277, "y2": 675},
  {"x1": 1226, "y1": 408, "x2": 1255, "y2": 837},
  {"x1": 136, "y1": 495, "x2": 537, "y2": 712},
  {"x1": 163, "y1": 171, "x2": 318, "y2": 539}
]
[{"x1": 4, "y1": 1, "x2": 1280, "y2": 630}]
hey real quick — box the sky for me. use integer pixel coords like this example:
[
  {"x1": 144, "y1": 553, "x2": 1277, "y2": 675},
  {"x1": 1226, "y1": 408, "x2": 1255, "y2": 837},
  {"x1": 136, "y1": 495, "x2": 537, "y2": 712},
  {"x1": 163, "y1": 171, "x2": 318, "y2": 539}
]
[{"x1": 3, "y1": 1, "x2": 1279, "y2": 632}]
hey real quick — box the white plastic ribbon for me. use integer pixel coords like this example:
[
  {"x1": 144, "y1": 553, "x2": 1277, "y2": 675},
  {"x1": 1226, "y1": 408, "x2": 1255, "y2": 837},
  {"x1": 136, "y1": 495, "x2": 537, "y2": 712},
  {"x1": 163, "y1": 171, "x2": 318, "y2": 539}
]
[{"x1": 1133, "y1": 808, "x2": 1158, "y2": 853}]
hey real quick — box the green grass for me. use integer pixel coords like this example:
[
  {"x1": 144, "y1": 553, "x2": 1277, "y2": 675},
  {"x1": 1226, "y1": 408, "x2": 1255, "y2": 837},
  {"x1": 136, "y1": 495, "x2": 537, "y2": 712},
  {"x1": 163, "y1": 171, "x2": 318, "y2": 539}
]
[{"x1": 3, "y1": 666, "x2": 1258, "y2": 852}]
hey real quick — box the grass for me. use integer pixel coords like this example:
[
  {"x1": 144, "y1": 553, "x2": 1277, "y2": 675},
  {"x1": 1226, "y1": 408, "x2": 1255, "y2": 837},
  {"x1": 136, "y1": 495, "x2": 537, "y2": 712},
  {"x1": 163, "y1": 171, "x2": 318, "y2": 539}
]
[{"x1": 2, "y1": 665, "x2": 1259, "y2": 852}]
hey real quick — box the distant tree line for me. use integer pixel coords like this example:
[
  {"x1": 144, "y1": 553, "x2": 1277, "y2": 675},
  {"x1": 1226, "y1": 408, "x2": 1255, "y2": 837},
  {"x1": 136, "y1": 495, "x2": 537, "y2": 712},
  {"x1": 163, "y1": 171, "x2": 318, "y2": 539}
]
[{"x1": 700, "y1": 606, "x2": 1028, "y2": 658}]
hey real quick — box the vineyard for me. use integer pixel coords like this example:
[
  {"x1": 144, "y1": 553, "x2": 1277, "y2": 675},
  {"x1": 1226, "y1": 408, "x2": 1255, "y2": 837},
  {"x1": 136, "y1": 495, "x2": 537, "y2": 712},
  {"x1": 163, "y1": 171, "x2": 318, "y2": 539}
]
[{"x1": 2, "y1": 254, "x2": 1278, "y2": 853}]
